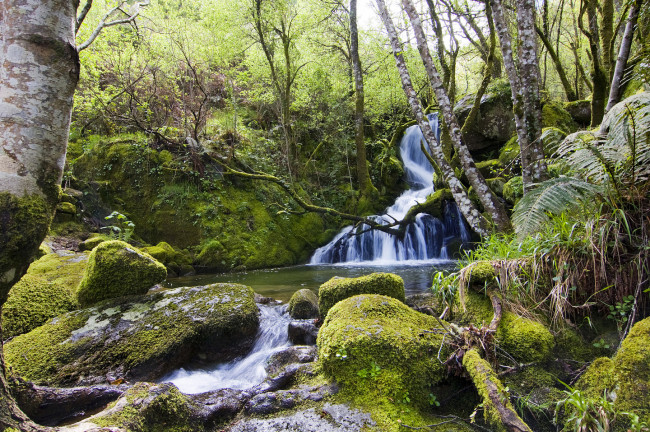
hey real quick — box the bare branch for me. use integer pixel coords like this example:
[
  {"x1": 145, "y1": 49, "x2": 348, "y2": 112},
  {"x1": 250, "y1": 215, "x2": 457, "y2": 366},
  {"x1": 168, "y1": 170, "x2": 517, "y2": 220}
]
[{"x1": 77, "y1": 0, "x2": 150, "y2": 51}]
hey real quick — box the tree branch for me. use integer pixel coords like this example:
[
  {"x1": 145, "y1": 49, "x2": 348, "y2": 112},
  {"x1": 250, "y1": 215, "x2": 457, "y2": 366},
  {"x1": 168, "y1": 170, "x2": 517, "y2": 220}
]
[{"x1": 77, "y1": 0, "x2": 150, "y2": 52}]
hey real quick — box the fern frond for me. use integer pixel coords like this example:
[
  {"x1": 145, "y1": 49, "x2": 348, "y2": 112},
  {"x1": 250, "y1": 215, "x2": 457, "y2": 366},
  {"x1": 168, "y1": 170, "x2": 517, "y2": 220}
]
[{"x1": 512, "y1": 177, "x2": 602, "y2": 237}]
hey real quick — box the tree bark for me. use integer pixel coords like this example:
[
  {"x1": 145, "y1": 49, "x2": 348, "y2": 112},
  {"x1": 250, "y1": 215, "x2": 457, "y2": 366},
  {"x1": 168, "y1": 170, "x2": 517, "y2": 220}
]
[
  {"x1": 605, "y1": 0, "x2": 641, "y2": 114},
  {"x1": 350, "y1": 0, "x2": 375, "y2": 199},
  {"x1": 463, "y1": 349, "x2": 533, "y2": 432},
  {"x1": 375, "y1": 0, "x2": 490, "y2": 237},
  {"x1": 535, "y1": 24, "x2": 578, "y2": 101},
  {"x1": 490, "y1": 0, "x2": 548, "y2": 191},
  {"x1": 580, "y1": 0, "x2": 608, "y2": 126},
  {"x1": 0, "y1": 0, "x2": 79, "y2": 428},
  {"x1": 400, "y1": 0, "x2": 511, "y2": 233}
]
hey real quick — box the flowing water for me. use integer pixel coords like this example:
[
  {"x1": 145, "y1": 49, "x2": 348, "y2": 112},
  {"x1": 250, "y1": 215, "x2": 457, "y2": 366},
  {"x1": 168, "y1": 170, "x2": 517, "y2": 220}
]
[
  {"x1": 162, "y1": 115, "x2": 467, "y2": 393},
  {"x1": 310, "y1": 113, "x2": 471, "y2": 264}
]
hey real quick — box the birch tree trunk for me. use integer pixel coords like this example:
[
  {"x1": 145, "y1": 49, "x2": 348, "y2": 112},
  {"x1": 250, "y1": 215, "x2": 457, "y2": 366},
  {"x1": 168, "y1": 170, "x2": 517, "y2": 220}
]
[
  {"x1": 375, "y1": 0, "x2": 490, "y2": 237},
  {"x1": 401, "y1": 0, "x2": 511, "y2": 233},
  {"x1": 490, "y1": 0, "x2": 548, "y2": 192},
  {"x1": 605, "y1": 0, "x2": 641, "y2": 114},
  {"x1": 0, "y1": 0, "x2": 79, "y2": 428}
]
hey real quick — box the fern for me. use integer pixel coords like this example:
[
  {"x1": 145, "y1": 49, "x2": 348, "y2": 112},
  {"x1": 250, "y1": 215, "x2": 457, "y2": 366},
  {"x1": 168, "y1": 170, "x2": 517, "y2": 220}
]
[{"x1": 512, "y1": 177, "x2": 602, "y2": 237}]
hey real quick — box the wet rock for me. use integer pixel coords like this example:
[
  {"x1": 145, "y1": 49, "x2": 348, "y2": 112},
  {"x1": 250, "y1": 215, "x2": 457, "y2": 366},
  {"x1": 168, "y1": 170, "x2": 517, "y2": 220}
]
[
  {"x1": 5, "y1": 283, "x2": 259, "y2": 386},
  {"x1": 226, "y1": 403, "x2": 375, "y2": 432},
  {"x1": 288, "y1": 289, "x2": 319, "y2": 319},
  {"x1": 266, "y1": 346, "x2": 317, "y2": 377},
  {"x1": 405, "y1": 292, "x2": 443, "y2": 317},
  {"x1": 244, "y1": 384, "x2": 338, "y2": 415},
  {"x1": 190, "y1": 388, "x2": 247, "y2": 427},
  {"x1": 287, "y1": 321, "x2": 318, "y2": 345}
]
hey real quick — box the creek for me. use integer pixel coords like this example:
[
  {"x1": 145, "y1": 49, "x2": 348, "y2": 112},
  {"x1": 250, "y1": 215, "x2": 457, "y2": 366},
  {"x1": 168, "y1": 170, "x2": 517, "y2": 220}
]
[{"x1": 162, "y1": 114, "x2": 468, "y2": 394}]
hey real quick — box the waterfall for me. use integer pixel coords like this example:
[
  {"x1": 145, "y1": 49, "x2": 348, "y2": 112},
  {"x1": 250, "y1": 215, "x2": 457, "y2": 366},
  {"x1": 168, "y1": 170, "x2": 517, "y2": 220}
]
[{"x1": 310, "y1": 113, "x2": 471, "y2": 264}]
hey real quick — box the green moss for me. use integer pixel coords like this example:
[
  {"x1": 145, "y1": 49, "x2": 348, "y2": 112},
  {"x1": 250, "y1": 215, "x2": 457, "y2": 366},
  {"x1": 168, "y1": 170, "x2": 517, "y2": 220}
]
[
  {"x1": 196, "y1": 240, "x2": 229, "y2": 272},
  {"x1": 56, "y1": 201, "x2": 76, "y2": 215},
  {"x1": 498, "y1": 135, "x2": 520, "y2": 167},
  {"x1": 496, "y1": 312, "x2": 554, "y2": 363},
  {"x1": 288, "y1": 288, "x2": 319, "y2": 319},
  {"x1": 503, "y1": 176, "x2": 523, "y2": 205},
  {"x1": 0, "y1": 193, "x2": 53, "y2": 300},
  {"x1": 77, "y1": 240, "x2": 167, "y2": 306},
  {"x1": 452, "y1": 289, "x2": 494, "y2": 326},
  {"x1": 475, "y1": 160, "x2": 504, "y2": 179},
  {"x1": 5, "y1": 283, "x2": 259, "y2": 386},
  {"x1": 462, "y1": 349, "x2": 521, "y2": 431},
  {"x1": 79, "y1": 235, "x2": 108, "y2": 251},
  {"x1": 318, "y1": 295, "x2": 447, "y2": 407},
  {"x1": 2, "y1": 274, "x2": 77, "y2": 338},
  {"x1": 95, "y1": 382, "x2": 202, "y2": 432},
  {"x1": 486, "y1": 178, "x2": 506, "y2": 197},
  {"x1": 462, "y1": 261, "x2": 496, "y2": 289},
  {"x1": 542, "y1": 101, "x2": 578, "y2": 133},
  {"x1": 554, "y1": 327, "x2": 598, "y2": 362},
  {"x1": 318, "y1": 273, "x2": 405, "y2": 319}
]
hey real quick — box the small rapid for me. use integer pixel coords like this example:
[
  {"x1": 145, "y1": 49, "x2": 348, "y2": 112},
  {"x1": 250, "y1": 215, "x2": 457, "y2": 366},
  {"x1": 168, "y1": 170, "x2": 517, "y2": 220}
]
[
  {"x1": 310, "y1": 113, "x2": 470, "y2": 264},
  {"x1": 161, "y1": 304, "x2": 291, "y2": 394}
]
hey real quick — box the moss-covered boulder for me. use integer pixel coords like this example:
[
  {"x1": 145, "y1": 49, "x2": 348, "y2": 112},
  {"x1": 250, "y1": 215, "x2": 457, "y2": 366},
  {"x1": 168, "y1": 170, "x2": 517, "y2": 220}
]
[
  {"x1": 542, "y1": 100, "x2": 578, "y2": 133},
  {"x1": 503, "y1": 176, "x2": 523, "y2": 205},
  {"x1": 475, "y1": 159, "x2": 503, "y2": 179},
  {"x1": 318, "y1": 273, "x2": 405, "y2": 319},
  {"x1": 498, "y1": 135, "x2": 520, "y2": 168},
  {"x1": 5, "y1": 283, "x2": 259, "y2": 386},
  {"x1": 318, "y1": 295, "x2": 447, "y2": 403},
  {"x1": 2, "y1": 252, "x2": 89, "y2": 338},
  {"x1": 288, "y1": 289, "x2": 319, "y2": 319},
  {"x1": 77, "y1": 240, "x2": 167, "y2": 306},
  {"x1": 78, "y1": 235, "x2": 108, "y2": 251},
  {"x1": 496, "y1": 312, "x2": 554, "y2": 363},
  {"x1": 564, "y1": 100, "x2": 591, "y2": 126},
  {"x1": 577, "y1": 317, "x2": 650, "y2": 425},
  {"x1": 461, "y1": 261, "x2": 497, "y2": 290}
]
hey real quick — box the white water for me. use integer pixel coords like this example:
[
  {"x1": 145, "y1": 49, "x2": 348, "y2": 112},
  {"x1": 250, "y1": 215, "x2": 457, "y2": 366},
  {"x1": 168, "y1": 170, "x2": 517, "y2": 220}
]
[
  {"x1": 310, "y1": 113, "x2": 471, "y2": 264},
  {"x1": 161, "y1": 305, "x2": 291, "y2": 394}
]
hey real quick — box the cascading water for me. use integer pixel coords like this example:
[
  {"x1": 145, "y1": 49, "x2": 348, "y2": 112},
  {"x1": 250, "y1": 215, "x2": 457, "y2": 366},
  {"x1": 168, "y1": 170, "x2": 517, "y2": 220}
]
[
  {"x1": 310, "y1": 113, "x2": 471, "y2": 264},
  {"x1": 161, "y1": 304, "x2": 291, "y2": 394}
]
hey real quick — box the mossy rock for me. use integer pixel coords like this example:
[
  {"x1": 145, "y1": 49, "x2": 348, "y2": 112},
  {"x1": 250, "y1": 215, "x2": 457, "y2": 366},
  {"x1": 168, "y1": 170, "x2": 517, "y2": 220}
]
[
  {"x1": 496, "y1": 312, "x2": 554, "y2": 363},
  {"x1": 318, "y1": 294, "x2": 447, "y2": 404},
  {"x1": 93, "y1": 382, "x2": 202, "y2": 432},
  {"x1": 403, "y1": 189, "x2": 452, "y2": 222},
  {"x1": 461, "y1": 261, "x2": 497, "y2": 290},
  {"x1": 498, "y1": 135, "x2": 520, "y2": 168},
  {"x1": 452, "y1": 290, "x2": 495, "y2": 326},
  {"x1": 77, "y1": 240, "x2": 167, "y2": 307},
  {"x1": 542, "y1": 100, "x2": 578, "y2": 133},
  {"x1": 288, "y1": 288, "x2": 319, "y2": 319},
  {"x1": 563, "y1": 100, "x2": 591, "y2": 126},
  {"x1": 2, "y1": 274, "x2": 78, "y2": 338},
  {"x1": 318, "y1": 273, "x2": 405, "y2": 319},
  {"x1": 502, "y1": 176, "x2": 523, "y2": 205},
  {"x1": 143, "y1": 242, "x2": 192, "y2": 266},
  {"x1": 78, "y1": 235, "x2": 108, "y2": 251},
  {"x1": 56, "y1": 201, "x2": 77, "y2": 215},
  {"x1": 486, "y1": 178, "x2": 506, "y2": 197},
  {"x1": 5, "y1": 283, "x2": 259, "y2": 386},
  {"x1": 475, "y1": 159, "x2": 503, "y2": 179},
  {"x1": 554, "y1": 327, "x2": 599, "y2": 362},
  {"x1": 195, "y1": 240, "x2": 229, "y2": 272}
]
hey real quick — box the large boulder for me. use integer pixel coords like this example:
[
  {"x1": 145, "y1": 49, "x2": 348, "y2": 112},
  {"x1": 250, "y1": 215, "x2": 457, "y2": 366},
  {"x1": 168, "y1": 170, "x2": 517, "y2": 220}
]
[
  {"x1": 576, "y1": 317, "x2": 650, "y2": 426},
  {"x1": 2, "y1": 252, "x2": 88, "y2": 338},
  {"x1": 288, "y1": 289, "x2": 319, "y2": 319},
  {"x1": 76, "y1": 240, "x2": 167, "y2": 306},
  {"x1": 317, "y1": 295, "x2": 447, "y2": 403},
  {"x1": 318, "y1": 273, "x2": 405, "y2": 319},
  {"x1": 5, "y1": 283, "x2": 259, "y2": 386}
]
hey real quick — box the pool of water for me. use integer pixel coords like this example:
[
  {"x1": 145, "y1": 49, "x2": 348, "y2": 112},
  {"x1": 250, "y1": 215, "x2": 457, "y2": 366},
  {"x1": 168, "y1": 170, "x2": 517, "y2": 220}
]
[{"x1": 164, "y1": 260, "x2": 458, "y2": 302}]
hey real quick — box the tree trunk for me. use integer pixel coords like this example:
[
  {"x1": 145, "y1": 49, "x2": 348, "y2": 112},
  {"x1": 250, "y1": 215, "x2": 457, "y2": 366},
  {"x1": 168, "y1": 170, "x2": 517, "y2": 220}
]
[
  {"x1": 0, "y1": 0, "x2": 79, "y2": 428},
  {"x1": 580, "y1": 0, "x2": 608, "y2": 126},
  {"x1": 491, "y1": 0, "x2": 548, "y2": 191},
  {"x1": 401, "y1": 0, "x2": 511, "y2": 232},
  {"x1": 375, "y1": 0, "x2": 490, "y2": 237},
  {"x1": 605, "y1": 0, "x2": 641, "y2": 114},
  {"x1": 535, "y1": 25, "x2": 578, "y2": 101},
  {"x1": 350, "y1": 0, "x2": 375, "y2": 199}
]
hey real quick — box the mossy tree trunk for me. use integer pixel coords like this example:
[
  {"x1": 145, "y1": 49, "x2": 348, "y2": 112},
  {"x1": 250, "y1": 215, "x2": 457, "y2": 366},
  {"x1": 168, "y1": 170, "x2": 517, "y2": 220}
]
[
  {"x1": 350, "y1": 0, "x2": 377, "y2": 201},
  {"x1": 375, "y1": 0, "x2": 491, "y2": 237},
  {"x1": 0, "y1": 0, "x2": 79, "y2": 428},
  {"x1": 401, "y1": 0, "x2": 512, "y2": 233}
]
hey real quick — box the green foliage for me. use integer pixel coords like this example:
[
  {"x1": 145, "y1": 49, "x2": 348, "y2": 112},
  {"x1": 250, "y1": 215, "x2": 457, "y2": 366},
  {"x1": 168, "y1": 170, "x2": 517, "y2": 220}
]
[
  {"x1": 555, "y1": 384, "x2": 617, "y2": 432},
  {"x1": 607, "y1": 295, "x2": 635, "y2": 335},
  {"x1": 430, "y1": 271, "x2": 458, "y2": 309},
  {"x1": 103, "y1": 211, "x2": 136, "y2": 242},
  {"x1": 357, "y1": 361, "x2": 382, "y2": 379}
]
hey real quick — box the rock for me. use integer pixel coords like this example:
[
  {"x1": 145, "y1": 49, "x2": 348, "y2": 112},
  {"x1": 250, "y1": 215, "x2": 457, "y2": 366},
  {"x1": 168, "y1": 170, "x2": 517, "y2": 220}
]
[
  {"x1": 563, "y1": 99, "x2": 591, "y2": 126},
  {"x1": 577, "y1": 317, "x2": 650, "y2": 425},
  {"x1": 318, "y1": 273, "x2": 405, "y2": 319},
  {"x1": 226, "y1": 403, "x2": 375, "y2": 432},
  {"x1": 486, "y1": 177, "x2": 506, "y2": 197},
  {"x1": 405, "y1": 292, "x2": 444, "y2": 317},
  {"x1": 454, "y1": 80, "x2": 516, "y2": 152},
  {"x1": 287, "y1": 321, "x2": 319, "y2": 345},
  {"x1": 288, "y1": 289, "x2": 319, "y2": 319},
  {"x1": 76, "y1": 240, "x2": 167, "y2": 307},
  {"x1": 503, "y1": 176, "x2": 523, "y2": 205},
  {"x1": 5, "y1": 283, "x2": 259, "y2": 386},
  {"x1": 244, "y1": 385, "x2": 338, "y2": 416},
  {"x1": 78, "y1": 236, "x2": 108, "y2": 251},
  {"x1": 460, "y1": 261, "x2": 496, "y2": 290},
  {"x1": 318, "y1": 295, "x2": 447, "y2": 402},
  {"x1": 541, "y1": 100, "x2": 578, "y2": 133},
  {"x1": 2, "y1": 252, "x2": 87, "y2": 338},
  {"x1": 190, "y1": 388, "x2": 247, "y2": 427},
  {"x1": 496, "y1": 312, "x2": 555, "y2": 363},
  {"x1": 266, "y1": 346, "x2": 318, "y2": 377},
  {"x1": 142, "y1": 241, "x2": 194, "y2": 277}
]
